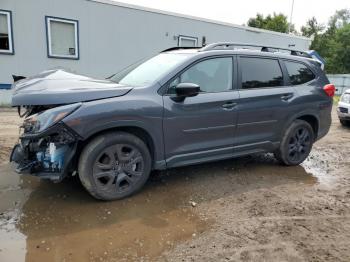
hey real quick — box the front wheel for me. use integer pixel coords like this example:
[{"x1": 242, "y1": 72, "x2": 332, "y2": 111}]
[
  {"x1": 274, "y1": 120, "x2": 314, "y2": 166},
  {"x1": 78, "y1": 132, "x2": 151, "y2": 200},
  {"x1": 340, "y1": 119, "x2": 350, "y2": 126}
]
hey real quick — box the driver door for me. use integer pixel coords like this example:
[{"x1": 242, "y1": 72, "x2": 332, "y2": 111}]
[{"x1": 162, "y1": 56, "x2": 239, "y2": 167}]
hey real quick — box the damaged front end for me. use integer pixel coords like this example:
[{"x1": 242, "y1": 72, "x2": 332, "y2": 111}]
[{"x1": 10, "y1": 103, "x2": 82, "y2": 182}]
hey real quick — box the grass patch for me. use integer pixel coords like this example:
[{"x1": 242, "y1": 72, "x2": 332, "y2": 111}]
[{"x1": 334, "y1": 96, "x2": 340, "y2": 104}]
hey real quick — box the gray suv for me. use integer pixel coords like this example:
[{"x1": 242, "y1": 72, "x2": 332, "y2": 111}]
[{"x1": 10, "y1": 43, "x2": 334, "y2": 200}]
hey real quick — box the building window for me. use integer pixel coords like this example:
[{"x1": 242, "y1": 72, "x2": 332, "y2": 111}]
[
  {"x1": 45, "y1": 16, "x2": 79, "y2": 59},
  {"x1": 0, "y1": 10, "x2": 14, "y2": 55},
  {"x1": 178, "y1": 35, "x2": 198, "y2": 47}
]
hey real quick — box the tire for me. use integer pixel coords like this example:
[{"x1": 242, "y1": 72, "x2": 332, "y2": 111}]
[
  {"x1": 340, "y1": 119, "x2": 350, "y2": 126},
  {"x1": 274, "y1": 120, "x2": 314, "y2": 166},
  {"x1": 78, "y1": 132, "x2": 152, "y2": 200}
]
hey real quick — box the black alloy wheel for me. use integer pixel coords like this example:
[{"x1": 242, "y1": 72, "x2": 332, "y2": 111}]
[
  {"x1": 287, "y1": 126, "x2": 312, "y2": 163},
  {"x1": 275, "y1": 120, "x2": 314, "y2": 166},
  {"x1": 79, "y1": 132, "x2": 151, "y2": 200},
  {"x1": 92, "y1": 144, "x2": 144, "y2": 193}
]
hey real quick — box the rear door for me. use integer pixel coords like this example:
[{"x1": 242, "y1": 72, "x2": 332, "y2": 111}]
[{"x1": 235, "y1": 56, "x2": 295, "y2": 152}]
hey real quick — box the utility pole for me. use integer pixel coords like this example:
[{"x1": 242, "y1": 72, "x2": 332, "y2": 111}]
[{"x1": 288, "y1": 0, "x2": 295, "y2": 33}]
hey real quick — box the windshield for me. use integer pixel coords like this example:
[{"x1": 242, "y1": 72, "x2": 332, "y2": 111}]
[{"x1": 110, "y1": 53, "x2": 191, "y2": 87}]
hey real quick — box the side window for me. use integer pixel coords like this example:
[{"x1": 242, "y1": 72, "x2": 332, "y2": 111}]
[
  {"x1": 241, "y1": 57, "x2": 283, "y2": 89},
  {"x1": 284, "y1": 61, "x2": 315, "y2": 85},
  {"x1": 169, "y1": 57, "x2": 232, "y2": 93}
]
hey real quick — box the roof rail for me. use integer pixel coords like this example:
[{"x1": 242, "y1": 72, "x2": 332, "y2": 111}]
[
  {"x1": 161, "y1": 46, "x2": 201, "y2": 52},
  {"x1": 200, "y1": 42, "x2": 311, "y2": 58}
]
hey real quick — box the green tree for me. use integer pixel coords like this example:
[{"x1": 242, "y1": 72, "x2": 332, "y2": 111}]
[
  {"x1": 247, "y1": 13, "x2": 292, "y2": 33},
  {"x1": 326, "y1": 24, "x2": 350, "y2": 73},
  {"x1": 328, "y1": 9, "x2": 350, "y2": 34},
  {"x1": 301, "y1": 17, "x2": 324, "y2": 37},
  {"x1": 247, "y1": 10, "x2": 350, "y2": 73},
  {"x1": 305, "y1": 9, "x2": 350, "y2": 73},
  {"x1": 301, "y1": 17, "x2": 325, "y2": 57}
]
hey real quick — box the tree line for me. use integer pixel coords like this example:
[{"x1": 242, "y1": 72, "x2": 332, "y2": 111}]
[{"x1": 247, "y1": 9, "x2": 350, "y2": 74}]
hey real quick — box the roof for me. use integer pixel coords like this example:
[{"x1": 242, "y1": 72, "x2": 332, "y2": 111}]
[
  {"x1": 88, "y1": 0, "x2": 311, "y2": 41},
  {"x1": 162, "y1": 42, "x2": 313, "y2": 60},
  {"x1": 163, "y1": 48, "x2": 320, "y2": 66}
]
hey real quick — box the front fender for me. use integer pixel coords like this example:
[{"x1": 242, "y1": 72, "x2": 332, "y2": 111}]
[
  {"x1": 62, "y1": 93, "x2": 165, "y2": 165},
  {"x1": 80, "y1": 120, "x2": 165, "y2": 168}
]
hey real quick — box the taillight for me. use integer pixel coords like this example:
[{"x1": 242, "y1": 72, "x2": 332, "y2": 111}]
[{"x1": 323, "y1": 84, "x2": 335, "y2": 97}]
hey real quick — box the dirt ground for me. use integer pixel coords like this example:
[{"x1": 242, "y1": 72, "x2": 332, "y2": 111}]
[{"x1": 0, "y1": 107, "x2": 350, "y2": 262}]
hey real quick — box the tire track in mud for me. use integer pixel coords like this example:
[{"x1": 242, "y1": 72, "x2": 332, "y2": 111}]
[{"x1": 161, "y1": 110, "x2": 350, "y2": 262}]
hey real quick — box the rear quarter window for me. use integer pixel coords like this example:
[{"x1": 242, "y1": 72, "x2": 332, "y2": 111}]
[{"x1": 284, "y1": 61, "x2": 315, "y2": 85}]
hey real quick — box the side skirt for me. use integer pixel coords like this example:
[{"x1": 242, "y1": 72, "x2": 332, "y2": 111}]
[{"x1": 161, "y1": 141, "x2": 280, "y2": 169}]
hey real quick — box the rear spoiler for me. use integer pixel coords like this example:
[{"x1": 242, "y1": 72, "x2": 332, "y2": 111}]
[{"x1": 307, "y1": 50, "x2": 325, "y2": 70}]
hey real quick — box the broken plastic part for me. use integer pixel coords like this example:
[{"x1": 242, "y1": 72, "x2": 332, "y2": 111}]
[
  {"x1": 11, "y1": 122, "x2": 80, "y2": 181},
  {"x1": 36, "y1": 144, "x2": 70, "y2": 172}
]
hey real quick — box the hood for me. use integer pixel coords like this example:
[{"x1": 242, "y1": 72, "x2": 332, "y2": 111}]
[{"x1": 11, "y1": 69, "x2": 133, "y2": 106}]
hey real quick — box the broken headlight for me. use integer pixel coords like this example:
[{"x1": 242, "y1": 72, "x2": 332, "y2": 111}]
[{"x1": 24, "y1": 103, "x2": 81, "y2": 133}]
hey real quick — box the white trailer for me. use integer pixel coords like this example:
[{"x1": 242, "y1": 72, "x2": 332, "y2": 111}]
[{"x1": 0, "y1": 0, "x2": 311, "y2": 104}]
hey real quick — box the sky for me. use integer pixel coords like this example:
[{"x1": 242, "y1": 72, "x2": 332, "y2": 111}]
[{"x1": 113, "y1": 0, "x2": 349, "y2": 31}]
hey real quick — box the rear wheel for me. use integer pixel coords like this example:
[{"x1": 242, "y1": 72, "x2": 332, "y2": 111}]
[
  {"x1": 78, "y1": 132, "x2": 151, "y2": 200},
  {"x1": 275, "y1": 120, "x2": 314, "y2": 166}
]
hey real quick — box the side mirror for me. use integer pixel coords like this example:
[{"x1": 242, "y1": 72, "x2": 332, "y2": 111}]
[{"x1": 175, "y1": 83, "x2": 200, "y2": 98}]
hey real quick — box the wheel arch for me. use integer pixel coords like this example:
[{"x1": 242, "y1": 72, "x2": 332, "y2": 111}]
[
  {"x1": 76, "y1": 123, "x2": 160, "y2": 170},
  {"x1": 296, "y1": 114, "x2": 319, "y2": 138},
  {"x1": 281, "y1": 111, "x2": 320, "y2": 141}
]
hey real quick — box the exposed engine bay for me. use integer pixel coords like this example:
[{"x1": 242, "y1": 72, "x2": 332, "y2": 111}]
[
  {"x1": 9, "y1": 69, "x2": 132, "y2": 182},
  {"x1": 10, "y1": 105, "x2": 80, "y2": 182},
  {"x1": 17, "y1": 104, "x2": 57, "y2": 118}
]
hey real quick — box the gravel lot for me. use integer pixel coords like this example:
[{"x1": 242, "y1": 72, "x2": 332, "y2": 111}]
[{"x1": 0, "y1": 107, "x2": 350, "y2": 262}]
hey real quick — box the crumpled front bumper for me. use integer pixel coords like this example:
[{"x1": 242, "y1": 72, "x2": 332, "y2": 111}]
[{"x1": 9, "y1": 122, "x2": 80, "y2": 182}]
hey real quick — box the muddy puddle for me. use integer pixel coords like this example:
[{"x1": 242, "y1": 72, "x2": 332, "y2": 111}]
[
  {"x1": 1, "y1": 108, "x2": 348, "y2": 261},
  {"x1": 0, "y1": 164, "x2": 209, "y2": 262},
  {"x1": 0, "y1": 149, "x2": 337, "y2": 262}
]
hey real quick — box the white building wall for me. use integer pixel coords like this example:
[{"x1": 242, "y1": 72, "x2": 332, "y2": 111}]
[{"x1": 0, "y1": 0, "x2": 311, "y2": 98}]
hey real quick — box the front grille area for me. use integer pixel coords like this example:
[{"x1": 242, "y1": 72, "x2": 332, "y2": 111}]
[{"x1": 339, "y1": 107, "x2": 349, "y2": 113}]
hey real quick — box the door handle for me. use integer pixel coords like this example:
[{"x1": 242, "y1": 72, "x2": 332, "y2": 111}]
[
  {"x1": 281, "y1": 93, "x2": 294, "y2": 101},
  {"x1": 222, "y1": 102, "x2": 237, "y2": 110}
]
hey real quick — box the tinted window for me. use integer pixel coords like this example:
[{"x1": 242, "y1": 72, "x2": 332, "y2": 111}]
[
  {"x1": 241, "y1": 58, "x2": 283, "y2": 89},
  {"x1": 169, "y1": 57, "x2": 232, "y2": 93},
  {"x1": 285, "y1": 61, "x2": 315, "y2": 85}
]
